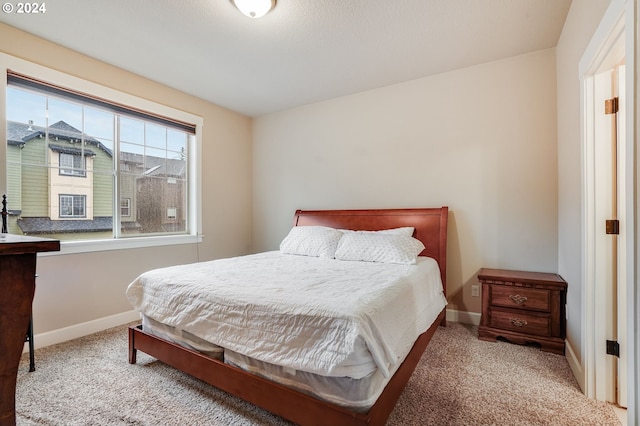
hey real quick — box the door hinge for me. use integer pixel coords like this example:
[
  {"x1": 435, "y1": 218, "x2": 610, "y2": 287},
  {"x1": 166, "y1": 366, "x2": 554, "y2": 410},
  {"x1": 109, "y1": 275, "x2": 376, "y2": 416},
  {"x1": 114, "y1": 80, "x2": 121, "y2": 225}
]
[
  {"x1": 606, "y1": 340, "x2": 620, "y2": 357},
  {"x1": 605, "y1": 97, "x2": 619, "y2": 114},
  {"x1": 606, "y1": 219, "x2": 619, "y2": 235}
]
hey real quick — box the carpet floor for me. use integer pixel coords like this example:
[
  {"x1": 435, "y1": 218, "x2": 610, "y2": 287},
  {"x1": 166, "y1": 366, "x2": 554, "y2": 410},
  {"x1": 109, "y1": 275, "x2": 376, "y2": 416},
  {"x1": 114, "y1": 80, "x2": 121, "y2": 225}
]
[{"x1": 15, "y1": 322, "x2": 621, "y2": 425}]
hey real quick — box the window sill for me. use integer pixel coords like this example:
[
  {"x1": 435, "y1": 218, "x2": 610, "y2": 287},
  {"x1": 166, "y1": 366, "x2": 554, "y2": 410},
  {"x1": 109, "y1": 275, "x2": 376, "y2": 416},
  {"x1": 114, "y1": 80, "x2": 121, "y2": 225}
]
[{"x1": 39, "y1": 233, "x2": 203, "y2": 256}]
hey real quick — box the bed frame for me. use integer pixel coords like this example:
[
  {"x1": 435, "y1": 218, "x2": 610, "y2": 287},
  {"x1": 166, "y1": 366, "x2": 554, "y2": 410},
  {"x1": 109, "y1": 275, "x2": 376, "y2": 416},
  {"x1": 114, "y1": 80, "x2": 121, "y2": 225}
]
[{"x1": 128, "y1": 207, "x2": 448, "y2": 426}]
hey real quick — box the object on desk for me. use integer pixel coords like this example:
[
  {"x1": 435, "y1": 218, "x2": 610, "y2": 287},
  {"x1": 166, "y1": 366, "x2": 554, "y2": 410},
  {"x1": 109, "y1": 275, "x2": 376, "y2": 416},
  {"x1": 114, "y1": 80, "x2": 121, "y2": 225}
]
[{"x1": 1, "y1": 194, "x2": 7, "y2": 233}]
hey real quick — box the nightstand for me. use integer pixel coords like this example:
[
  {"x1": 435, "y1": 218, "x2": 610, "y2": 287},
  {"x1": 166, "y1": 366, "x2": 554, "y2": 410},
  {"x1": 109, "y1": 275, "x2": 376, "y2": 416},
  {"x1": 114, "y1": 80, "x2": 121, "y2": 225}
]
[{"x1": 477, "y1": 268, "x2": 567, "y2": 355}]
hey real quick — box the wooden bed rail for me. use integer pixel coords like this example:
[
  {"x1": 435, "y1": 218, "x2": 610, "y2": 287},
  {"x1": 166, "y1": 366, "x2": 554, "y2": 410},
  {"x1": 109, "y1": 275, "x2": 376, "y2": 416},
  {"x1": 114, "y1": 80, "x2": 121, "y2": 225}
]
[
  {"x1": 129, "y1": 309, "x2": 445, "y2": 426},
  {"x1": 127, "y1": 207, "x2": 449, "y2": 425}
]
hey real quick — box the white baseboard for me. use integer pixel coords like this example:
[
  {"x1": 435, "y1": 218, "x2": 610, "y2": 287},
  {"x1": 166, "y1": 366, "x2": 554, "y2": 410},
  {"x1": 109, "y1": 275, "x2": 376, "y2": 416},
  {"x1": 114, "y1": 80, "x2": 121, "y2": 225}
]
[
  {"x1": 446, "y1": 308, "x2": 481, "y2": 325},
  {"x1": 24, "y1": 310, "x2": 141, "y2": 353},
  {"x1": 565, "y1": 338, "x2": 585, "y2": 393}
]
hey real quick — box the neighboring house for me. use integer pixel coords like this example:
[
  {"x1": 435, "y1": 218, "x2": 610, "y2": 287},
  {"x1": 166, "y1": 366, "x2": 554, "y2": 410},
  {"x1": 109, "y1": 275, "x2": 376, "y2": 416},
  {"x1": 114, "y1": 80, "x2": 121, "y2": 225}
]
[
  {"x1": 119, "y1": 149, "x2": 187, "y2": 234},
  {"x1": 6, "y1": 120, "x2": 185, "y2": 237}
]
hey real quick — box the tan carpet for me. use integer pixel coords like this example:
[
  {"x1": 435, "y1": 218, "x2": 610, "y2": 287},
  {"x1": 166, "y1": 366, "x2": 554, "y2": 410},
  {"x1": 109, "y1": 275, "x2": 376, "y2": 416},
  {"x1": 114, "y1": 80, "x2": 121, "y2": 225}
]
[{"x1": 15, "y1": 322, "x2": 621, "y2": 425}]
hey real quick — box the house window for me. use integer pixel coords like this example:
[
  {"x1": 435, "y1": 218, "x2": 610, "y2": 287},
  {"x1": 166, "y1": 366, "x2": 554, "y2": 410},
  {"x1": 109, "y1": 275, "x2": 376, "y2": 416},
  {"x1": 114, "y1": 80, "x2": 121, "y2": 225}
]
[
  {"x1": 4, "y1": 65, "x2": 202, "y2": 252},
  {"x1": 59, "y1": 152, "x2": 86, "y2": 177},
  {"x1": 59, "y1": 194, "x2": 86, "y2": 217},
  {"x1": 121, "y1": 198, "x2": 131, "y2": 217}
]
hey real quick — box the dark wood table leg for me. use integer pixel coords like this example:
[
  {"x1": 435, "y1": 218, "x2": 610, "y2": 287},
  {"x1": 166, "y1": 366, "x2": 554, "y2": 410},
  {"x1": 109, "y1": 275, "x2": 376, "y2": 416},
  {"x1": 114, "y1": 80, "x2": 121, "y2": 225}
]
[
  {"x1": 0, "y1": 254, "x2": 36, "y2": 426},
  {"x1": 0, "y1": 234, "x2": 59, "y2": 426},
  {"x1": 27, "y1": 316, "x2": 35, "y2": 372}
]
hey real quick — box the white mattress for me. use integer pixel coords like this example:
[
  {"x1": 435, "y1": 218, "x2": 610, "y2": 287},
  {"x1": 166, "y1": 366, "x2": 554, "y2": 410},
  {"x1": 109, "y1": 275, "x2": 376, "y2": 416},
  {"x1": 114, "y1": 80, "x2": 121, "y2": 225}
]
[
  {"x1": 126, "y1": 251, "x2": 446, "y2": 380},
  {"x1": 141, "y1": 315, "x2": 224, "y2": 359},
  {"x1": 223, "y1": 295, "x2": 445, "y2": 411}
]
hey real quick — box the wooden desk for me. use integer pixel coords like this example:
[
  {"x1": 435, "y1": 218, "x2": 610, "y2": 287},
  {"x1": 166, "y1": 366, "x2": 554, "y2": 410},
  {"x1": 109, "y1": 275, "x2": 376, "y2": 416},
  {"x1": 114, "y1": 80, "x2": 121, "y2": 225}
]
[{"x1": 0, "y1": 234, "x2": 59, "y2": 426}]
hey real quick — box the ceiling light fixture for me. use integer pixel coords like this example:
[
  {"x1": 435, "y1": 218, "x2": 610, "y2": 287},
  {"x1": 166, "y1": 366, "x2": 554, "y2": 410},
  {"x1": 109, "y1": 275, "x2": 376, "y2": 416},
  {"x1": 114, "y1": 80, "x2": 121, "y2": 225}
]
[{"x1": 231, "y1": 0, "x2": 276, "y2": 18}]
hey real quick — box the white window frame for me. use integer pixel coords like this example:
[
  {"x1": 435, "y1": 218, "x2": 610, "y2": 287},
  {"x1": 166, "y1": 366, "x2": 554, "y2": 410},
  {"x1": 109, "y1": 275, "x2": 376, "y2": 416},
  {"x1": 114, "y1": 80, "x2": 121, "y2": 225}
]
[
  {"x1": 59, "y1": 194, "x2": 86, "y2": 218},
  {"x1": 120, "y1": 198, "x2": 131, "y2": 217},
  {"x1": 0, "y1": 53, "x2": 203, "y2": 255},
  {"x1": 59, "y1": 152, "x2": 86, "y2": 177}
]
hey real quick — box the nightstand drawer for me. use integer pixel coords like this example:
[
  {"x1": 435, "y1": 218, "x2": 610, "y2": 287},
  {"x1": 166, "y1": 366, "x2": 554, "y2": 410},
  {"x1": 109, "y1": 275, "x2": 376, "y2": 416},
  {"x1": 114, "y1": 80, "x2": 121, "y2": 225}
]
[
  {"x1": 489, "y1": 308, "x2": 550, "y2": 337},
  {"x1": 490, "y1": 285, "x2": 550, "y2": 312}
]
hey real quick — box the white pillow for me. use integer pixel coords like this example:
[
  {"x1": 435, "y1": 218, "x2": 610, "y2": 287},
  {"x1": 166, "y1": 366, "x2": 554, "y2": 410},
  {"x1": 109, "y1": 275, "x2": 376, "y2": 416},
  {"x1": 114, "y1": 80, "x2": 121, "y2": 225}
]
[
  {"x1": 374, "y1": 227, "x2": 415, "y2": 237},
  {"x1": 340, "y1": 227, "x2": 415, "y2": 237},
  {"x1": 279, "y1": 226, "x2": 343, "y2": 258},
  {"x1": 335, "y1": 232, "x2": 425, "y2": 264}
]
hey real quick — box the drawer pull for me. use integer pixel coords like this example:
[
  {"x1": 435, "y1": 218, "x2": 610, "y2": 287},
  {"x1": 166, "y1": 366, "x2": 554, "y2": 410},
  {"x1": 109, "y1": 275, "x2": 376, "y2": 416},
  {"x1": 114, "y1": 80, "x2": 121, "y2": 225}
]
[
  {"x1": 509, "y1": 294, "x2": 528, "y2": 305},
  {"x1": 510, "y1": 318, "x2": 528, "y2": 327}
]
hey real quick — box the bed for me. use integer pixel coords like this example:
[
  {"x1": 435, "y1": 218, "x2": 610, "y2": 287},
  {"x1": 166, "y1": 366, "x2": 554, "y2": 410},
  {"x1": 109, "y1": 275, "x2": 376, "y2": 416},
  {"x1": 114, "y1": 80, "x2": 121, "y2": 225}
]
[{"x1": 127, "y1": 207, "x2": 448, "y2": 425}]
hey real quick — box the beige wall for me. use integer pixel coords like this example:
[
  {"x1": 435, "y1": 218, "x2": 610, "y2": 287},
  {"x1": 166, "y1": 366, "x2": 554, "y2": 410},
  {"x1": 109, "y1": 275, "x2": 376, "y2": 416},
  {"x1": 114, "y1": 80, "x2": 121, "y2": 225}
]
[
  {"x1": 0, "y1": 23, "x2": 253, "y2": 334},
  {"x1": 1, "y1": 9, "x2": 599, "y2": 344},
  {"x1": 556, "y1": 0, "x2": 612, "y2": 365},
  {"x1": 252, "y1": 49, "x2": 559, "y2": 314}
]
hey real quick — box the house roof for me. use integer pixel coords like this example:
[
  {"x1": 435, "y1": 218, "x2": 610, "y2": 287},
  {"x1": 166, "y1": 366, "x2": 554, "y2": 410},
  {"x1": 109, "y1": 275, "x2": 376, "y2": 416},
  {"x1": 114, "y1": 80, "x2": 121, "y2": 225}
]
[
  {"x1": 17, "y1": 216, "x2": 142, "y2": 234},
  {"x1": 7, "y1": 120, "x2": 113, "y2": 156},
  {"x1": 17, "y1": 216, "x2": 113, "y2": 234},
  {"x1": 49, "y1": 144, "x2": 96, "y2": 157},
  {"x1": 9, "y1": 120, "x2": 185, "y2": 177},
  {"x1": 141, "y1": 154, "x2": 186, "y2": 179}
]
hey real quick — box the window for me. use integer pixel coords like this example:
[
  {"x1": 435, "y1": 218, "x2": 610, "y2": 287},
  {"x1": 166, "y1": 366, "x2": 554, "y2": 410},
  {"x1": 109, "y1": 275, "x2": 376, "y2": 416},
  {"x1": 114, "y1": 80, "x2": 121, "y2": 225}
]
[
  {"x1": 120, "y1": 198, "x2": 131, "y2": 217},
  {"x1": 59, "y1": 152, "x2": 86, "y2": 177},
  {"x1": 60, "y1": 194, "x2": 86, "y2": 217},
  {"x1": 3, "y1": 64, "x2": 202, "y2": 252}
]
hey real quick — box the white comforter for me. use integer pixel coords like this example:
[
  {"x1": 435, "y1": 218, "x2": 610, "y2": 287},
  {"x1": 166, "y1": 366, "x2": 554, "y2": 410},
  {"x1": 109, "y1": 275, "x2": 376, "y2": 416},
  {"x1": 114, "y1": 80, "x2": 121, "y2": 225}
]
[{"x1": 126, "y1": 251, "x2": 446, "y2": 379}]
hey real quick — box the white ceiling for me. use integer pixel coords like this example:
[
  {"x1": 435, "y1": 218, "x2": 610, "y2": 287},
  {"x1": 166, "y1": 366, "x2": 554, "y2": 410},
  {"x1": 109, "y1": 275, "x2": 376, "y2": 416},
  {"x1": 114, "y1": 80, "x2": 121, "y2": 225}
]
[{"x1": 1, "y1": 0, "x2": 572, "y2": 117}]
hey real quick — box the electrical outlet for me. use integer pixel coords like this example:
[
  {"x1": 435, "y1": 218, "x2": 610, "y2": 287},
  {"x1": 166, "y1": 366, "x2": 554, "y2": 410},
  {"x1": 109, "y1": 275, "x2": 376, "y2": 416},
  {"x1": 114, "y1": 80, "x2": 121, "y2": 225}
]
[{"x1": 471, "y1": 284, "x2": 480, "y2": 297}]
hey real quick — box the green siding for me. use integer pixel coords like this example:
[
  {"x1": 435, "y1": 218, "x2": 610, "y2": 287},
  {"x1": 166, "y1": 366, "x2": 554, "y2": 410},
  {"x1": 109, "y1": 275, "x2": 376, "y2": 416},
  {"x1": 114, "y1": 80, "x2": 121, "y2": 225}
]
[
  {"x1": 10, "y1": 137, "x2": 114, "y2": 219},
  {"x1": 7, "y1": 145, "x2": 22, "y2": 211},
  {"x1": 20, "y1": 138, "x2": 49, "y2": 216},
  {"x1": 92, "y1": 153, "x2": 114, "y2": 217}
]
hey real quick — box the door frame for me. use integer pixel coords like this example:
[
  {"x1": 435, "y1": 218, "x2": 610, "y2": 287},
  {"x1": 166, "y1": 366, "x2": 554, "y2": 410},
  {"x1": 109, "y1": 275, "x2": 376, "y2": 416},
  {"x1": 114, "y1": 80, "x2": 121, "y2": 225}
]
[
  {"x1": 584, "y1": 67, "x2": 621, "y2": 403},
  {"x1": 579, "y1": 0, "x2": 636, "y2": 420}
]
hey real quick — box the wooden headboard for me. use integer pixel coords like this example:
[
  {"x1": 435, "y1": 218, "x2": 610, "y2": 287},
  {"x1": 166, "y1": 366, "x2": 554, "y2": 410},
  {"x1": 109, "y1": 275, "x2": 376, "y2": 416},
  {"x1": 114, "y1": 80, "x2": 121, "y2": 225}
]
[{"x1": 293, "y1": 207, "x2": 449, "y2": 295}]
